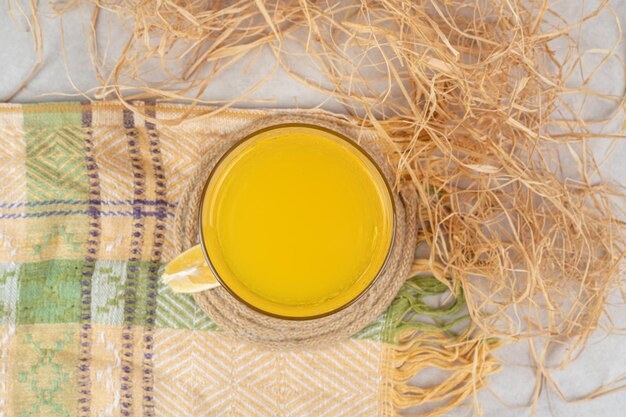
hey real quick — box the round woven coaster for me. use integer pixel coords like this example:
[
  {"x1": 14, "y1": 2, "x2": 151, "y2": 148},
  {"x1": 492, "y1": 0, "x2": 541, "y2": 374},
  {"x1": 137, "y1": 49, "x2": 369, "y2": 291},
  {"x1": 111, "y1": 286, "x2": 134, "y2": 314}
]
[{"x1": 173, "y1": 114, "x2": 417, "y2": 350}]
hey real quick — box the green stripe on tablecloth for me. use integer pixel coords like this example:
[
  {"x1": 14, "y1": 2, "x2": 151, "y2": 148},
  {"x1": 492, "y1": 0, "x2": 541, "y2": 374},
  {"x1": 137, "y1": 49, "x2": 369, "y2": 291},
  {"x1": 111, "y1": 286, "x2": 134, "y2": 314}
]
[
  {"x1": 17, "y1": 260, "x2": 84, "y2": 324},
  {"x1": 23, "y1": 103, "x2": 83, "y2": 128},
  {"x1": 1, "y1": 258, "x2": 390, "y2": 340},
  {"x1": 24, "y1": 106, "x2": 89, "y2": 202}
]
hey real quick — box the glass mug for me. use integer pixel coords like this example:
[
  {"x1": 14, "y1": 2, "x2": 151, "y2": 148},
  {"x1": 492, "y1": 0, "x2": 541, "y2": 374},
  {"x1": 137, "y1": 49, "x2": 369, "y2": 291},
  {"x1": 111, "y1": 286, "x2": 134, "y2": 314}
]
[{"x1": 164, "y1": 123, "x2": 395, "y2": 320}]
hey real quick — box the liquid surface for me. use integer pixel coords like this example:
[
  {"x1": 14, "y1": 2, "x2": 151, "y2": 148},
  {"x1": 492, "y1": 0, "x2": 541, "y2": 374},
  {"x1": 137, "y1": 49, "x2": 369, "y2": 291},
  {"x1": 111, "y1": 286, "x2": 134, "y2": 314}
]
[{"x1": 201, "y1": 125, "x2": 394, "y2": 318}]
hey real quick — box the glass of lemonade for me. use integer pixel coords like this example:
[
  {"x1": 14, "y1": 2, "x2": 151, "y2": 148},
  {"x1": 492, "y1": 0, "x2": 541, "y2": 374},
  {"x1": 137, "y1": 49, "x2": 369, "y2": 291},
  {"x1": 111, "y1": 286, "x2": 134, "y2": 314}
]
[{"x1": 167, "y1": 123, "x2": 395, "y2": 320}]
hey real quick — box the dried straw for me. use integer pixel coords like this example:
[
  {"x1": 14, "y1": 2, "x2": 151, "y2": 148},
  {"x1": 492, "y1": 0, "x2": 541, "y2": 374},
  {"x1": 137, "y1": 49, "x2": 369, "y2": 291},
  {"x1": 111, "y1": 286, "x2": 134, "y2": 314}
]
[
  {"x1": 2, "y1": 0, "x2": 43, "y2": 101},
  {"x1": 11, "y1": 0, "x2": 626, "y2": 414}
]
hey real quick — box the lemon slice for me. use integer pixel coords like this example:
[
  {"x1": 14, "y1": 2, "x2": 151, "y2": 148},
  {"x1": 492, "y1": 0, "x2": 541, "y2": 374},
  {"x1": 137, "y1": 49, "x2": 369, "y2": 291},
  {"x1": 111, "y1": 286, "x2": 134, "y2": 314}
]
[{"x1": 162, "y1": 245, "x2": 220, "y2": 293}]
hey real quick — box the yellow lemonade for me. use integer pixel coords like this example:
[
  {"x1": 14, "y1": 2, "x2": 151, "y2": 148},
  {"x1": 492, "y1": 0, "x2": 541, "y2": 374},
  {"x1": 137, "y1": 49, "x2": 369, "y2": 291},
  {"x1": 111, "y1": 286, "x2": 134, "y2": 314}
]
[{"x1": 200, "y1": 125, "x2": 394, "y2": 318}]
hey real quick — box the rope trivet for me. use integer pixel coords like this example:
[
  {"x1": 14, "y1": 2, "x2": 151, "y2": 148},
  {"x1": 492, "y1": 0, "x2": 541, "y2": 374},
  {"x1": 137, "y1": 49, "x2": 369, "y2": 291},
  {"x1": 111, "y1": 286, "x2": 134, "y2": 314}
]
[{"x1": 173, "y1": 114, "x2": 417, "y2": 349}]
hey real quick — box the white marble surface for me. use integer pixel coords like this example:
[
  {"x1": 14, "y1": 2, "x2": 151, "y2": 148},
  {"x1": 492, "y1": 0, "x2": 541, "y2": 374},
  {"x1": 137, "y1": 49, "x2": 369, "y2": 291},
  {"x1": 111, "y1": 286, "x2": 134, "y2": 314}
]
[{"x1": 1, "y1": 2, "x2": 625, "y2": 416}]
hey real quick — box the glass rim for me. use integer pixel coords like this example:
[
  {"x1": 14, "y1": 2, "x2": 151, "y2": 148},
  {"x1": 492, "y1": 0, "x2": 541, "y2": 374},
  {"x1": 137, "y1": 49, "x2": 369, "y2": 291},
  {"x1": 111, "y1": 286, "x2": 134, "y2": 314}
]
[{"x1": 197, "y1": 122, "x2": 397, "y2": 321}]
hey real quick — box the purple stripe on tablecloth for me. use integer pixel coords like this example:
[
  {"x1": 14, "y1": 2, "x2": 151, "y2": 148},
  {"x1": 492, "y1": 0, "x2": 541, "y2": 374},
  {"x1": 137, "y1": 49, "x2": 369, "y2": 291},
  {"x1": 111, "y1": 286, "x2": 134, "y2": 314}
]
[
  {"x1": 0, "y1": 199, "x2": 177, "y2": 209},
  {"x1": 0, "y1": 209, "x2": 174, "y2": 219},
  {"x1": 142, "y1": 102, "x2": 163, "y2": 417},
  {"x1": 78, "y1": 102, "x2": 97, "y2": 417},
  {"x1": 121, "y1": 108, "x2": 144, "y2": 417}
]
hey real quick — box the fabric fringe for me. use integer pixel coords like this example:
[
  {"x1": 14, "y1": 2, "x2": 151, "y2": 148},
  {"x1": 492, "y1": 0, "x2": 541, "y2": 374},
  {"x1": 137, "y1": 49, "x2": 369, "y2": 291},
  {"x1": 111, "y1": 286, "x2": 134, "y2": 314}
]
[{"x1": 385, "y1": 275, "x2": 502, "y2": 416}]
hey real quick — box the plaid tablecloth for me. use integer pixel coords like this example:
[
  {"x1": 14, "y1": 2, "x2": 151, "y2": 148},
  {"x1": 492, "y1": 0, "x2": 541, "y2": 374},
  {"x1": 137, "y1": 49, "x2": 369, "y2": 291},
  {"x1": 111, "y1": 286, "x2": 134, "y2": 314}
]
[{"x1": 0, "y1": 102, "x2": 490, "y2": 417}]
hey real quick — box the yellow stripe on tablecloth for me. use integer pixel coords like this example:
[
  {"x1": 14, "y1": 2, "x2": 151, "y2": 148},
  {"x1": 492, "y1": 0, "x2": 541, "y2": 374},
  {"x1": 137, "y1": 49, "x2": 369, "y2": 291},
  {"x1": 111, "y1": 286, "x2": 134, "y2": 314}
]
[
  {"x1": 9, "y1": 324, "x2": 79, "y2": 417},
  {"x1": 0, "y1": 216, "x2": 87, "y2": 263},
  {"x1": 0, "y1": 111, "x2": 26, "y2": 204},
  {"x1": 152, "y1": 328, "x2": 390, "y2": 417},
  {"x1": 0, "y1": 325, "x2": 15, "y2": 415},
  {"x1": 0, "y1": 324, "x2": 392, "y2": 416},
  {"x1": 0, "y1": 214, "x2": 169, "y2": 263}
]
